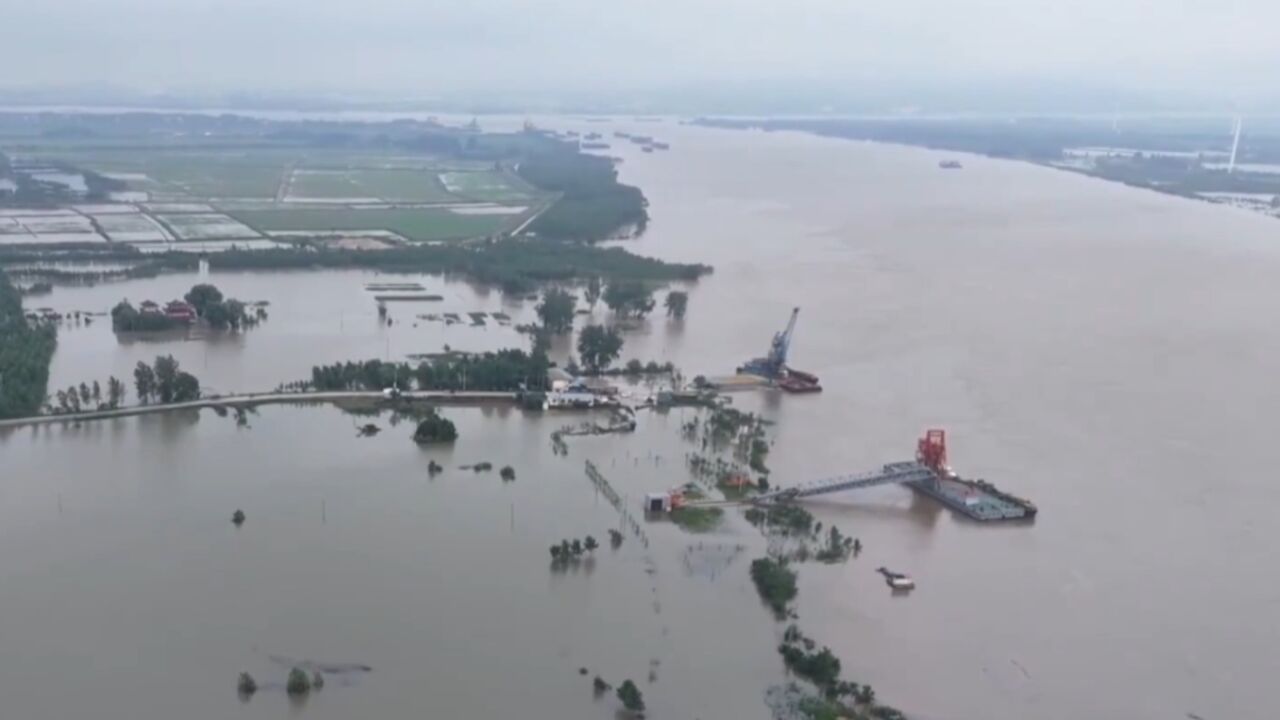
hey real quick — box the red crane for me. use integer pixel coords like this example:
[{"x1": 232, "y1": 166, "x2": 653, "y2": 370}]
[{"x1": 916, "y1": 429, "x2": 948, "y2": 474}]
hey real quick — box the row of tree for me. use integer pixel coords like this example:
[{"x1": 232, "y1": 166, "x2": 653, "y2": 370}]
[
  {"x1": 536, "y1": 281, "x2": 689, "y2": 333},
  {"x1": 138, "y1": 241, "x2": 710, "y2": 297},
  {"x1": 308, "y1": 349, "x2": 552, "y2": 394},
  {"x1": 549, "y1": 535, "x2": 599, "y2": 562},
  {"x1": 49, "y1": 377, "x2": 127, "y2": 414},
  {"x1": 0, "y1": 270, "x2": 57, "y2": 419},
  {"x1": 133, "y1": 356, "x2": 201, "y2": 404}
]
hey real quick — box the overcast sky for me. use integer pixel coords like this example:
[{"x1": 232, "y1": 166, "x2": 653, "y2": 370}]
[{"x1": 3, "y1": 0, "x2": 1278, "y2": 110}]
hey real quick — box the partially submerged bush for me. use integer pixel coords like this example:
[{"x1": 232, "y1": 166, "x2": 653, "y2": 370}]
[
  {"x1": 412, "y1": 409, "x2": 458, "y2": 444},
  {"x1": 286, "y1": 667, "x2": 311, "y2": 695},
  {"x1": 616, "y1": 679, "x2": 645, "y2": 712},
  {"x1": 237, "y1": 672, "x2": 257, "y2": 696}
]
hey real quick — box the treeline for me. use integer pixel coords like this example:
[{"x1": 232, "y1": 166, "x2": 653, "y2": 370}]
[
  {"x1": 308, "y1": 349, "x2": 551, "y2": 393},
  {"x1": 0, "y1": 271, "x2": 57, "y2": 419},
  {"x1": 153, "y1": 241, "x2": 708, "y2": 295},
  {"x1": 778, "y1": 625, "x2": 904, "y2": 720},
  {"x1": 517, "y1": 146, "x2": 649, "y2": 241},
  {"x1": 0, "y1": 241, "x2": 709, "y2": 297}
]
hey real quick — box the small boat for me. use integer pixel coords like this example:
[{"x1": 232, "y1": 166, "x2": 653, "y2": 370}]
[
  {"x1": 939, "y1": 160, "x2": 963, "y2": 170},
  {"x1": 877, "y1": 566, "x2": 915, "y2": 591}
]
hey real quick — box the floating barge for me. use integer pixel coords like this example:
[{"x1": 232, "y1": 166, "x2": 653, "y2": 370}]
[{"x1": 900, "y1": 468, "x2": 1037, "y2": 521}]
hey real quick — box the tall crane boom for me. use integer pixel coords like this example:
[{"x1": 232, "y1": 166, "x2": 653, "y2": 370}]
[
  {"x1": 738, "y1": 306, "x2": 819, "y2": 391},
  {"x1": 767, "y1": 307, "x2": 800, "y2": 371}
]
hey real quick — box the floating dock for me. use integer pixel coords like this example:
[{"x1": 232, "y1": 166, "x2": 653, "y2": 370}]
[{"x1": 897, "y1": 464, "x2": 1036, "y2": 521}]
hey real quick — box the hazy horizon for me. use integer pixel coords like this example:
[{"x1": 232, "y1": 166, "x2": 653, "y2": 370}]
[{"x1": 3, "y1": 0, "x2": 1279, "y2": 113}]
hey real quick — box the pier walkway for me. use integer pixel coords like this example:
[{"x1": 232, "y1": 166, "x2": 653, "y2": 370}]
[{"x1": 753, "y1": 461, "x2": 937, "y2": 503}]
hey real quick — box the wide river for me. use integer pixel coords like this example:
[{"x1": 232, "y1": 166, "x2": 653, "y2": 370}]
[{"x1": 4, "y1": 118, "x2": 1278, "y2": 720}]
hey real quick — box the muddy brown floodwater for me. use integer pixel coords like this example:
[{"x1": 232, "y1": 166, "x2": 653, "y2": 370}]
[{"x1": 3, "y1": 119, "x2": 1280, "y2": 720}]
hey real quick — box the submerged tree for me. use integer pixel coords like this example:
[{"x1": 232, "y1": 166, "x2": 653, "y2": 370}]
[
  {"x1": 616, "y1": 679, "x2": 645, "y2": 712},
  {"x1": 536, "y1": 287, "x2": 576, "y2": 334},
  {"x1": 583, "y1": 276, "x2": 603, "y2": 310},
  {"x1": 133, "y1": 361, "x2": 156, "y2": 404},
  {"x1": 237, "y1": 672, "x2": 258, "y2": 696},
  {"x1": 603, "y1": 281, "x2": 655, "y2": 319},
  {"x1": 286, "y1": 667, "x2": 311, "y2": 695},
  {"x1": 173, "y1": 371, "x2": 201, "y2": 402},
  {"x1": 577, "y1": 325, "x2": 623, "y2": 373},
  {"x1": 184, "y1": 283, "x2": 224, "y2": 316},
  {"x1": 153, "y1": 355, "x2": 180, "y2": 403},
  {"x1": 412, "y1": 409, "x2": 458, "y2": 444},
  {"x1": 664, "y1": 290, "x2": 688, "y2": 319}
]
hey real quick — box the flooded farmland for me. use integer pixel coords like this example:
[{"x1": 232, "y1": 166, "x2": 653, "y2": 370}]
[{"x1": 4, "y1": 120, "x2": 1280, "y2": 720}]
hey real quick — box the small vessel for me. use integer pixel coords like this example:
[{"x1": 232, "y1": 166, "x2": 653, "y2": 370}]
[
  {"x1": 877, "y1": 567, "x2": 915, "y2": 591},
  {"x1": 939, "y1": 160, "x2": 963, "y2": 169}
]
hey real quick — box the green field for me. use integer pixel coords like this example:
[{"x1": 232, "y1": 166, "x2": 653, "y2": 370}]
[
  {"x1": 34, "y1": 149, "x2": 290, "y2": 199},
  {"x1": 439, "y1": 170, "x2": 538, "y2": 203},
  {"x1": 230, "y1": 207, "x2": 515, "y2": 242},
  {"x1": 289, "y1": 168, "x2": 458, "y2": 203},
  {"x1": 288, "y1": 171, "x2": 363, "y2": 199},
  {"x1": 25, "y1": 146, "x2": 541, "y2": 211}
]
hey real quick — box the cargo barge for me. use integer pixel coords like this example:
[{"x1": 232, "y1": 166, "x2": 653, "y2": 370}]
[
  {"x1": 778, "y1": 368, "x2": 822, "y2": 393},
  {"x1": 905, "y1": 474, "x2": 1037, "y2": 521}
]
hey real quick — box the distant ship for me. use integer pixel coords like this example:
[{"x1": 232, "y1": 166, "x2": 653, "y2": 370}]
[{"x1": 939, "y1": 160, "x2": 963, "y2": 169}]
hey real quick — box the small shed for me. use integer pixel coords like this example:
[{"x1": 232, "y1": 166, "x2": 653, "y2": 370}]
[{"x1": 644, "y1": 492, "x2": 672, "y2": 513}]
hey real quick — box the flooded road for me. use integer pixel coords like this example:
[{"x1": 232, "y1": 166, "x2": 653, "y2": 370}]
[{"x1": 5, "y1": 120, "x2": 1280, "y2": 720}]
